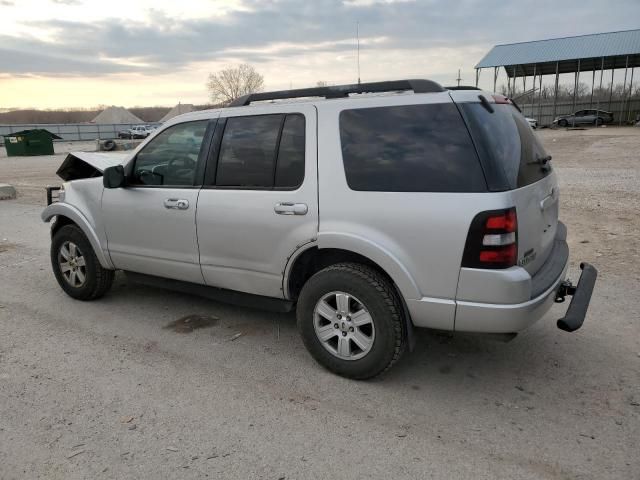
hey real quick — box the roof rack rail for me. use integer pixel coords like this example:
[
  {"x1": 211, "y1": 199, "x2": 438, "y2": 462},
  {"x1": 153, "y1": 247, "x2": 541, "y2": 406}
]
[
  {"x1": 446, "y1": 85, "x2": 482, "y2": 90},
  {"x1": 228, "y1": 79, "x2": 445, "y2": 107}
]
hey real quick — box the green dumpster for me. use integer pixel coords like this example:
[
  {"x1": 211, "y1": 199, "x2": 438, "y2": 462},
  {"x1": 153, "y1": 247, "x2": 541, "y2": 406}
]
[{"x1": 3, "y1": 129, "x2": 62, "y2": 156}]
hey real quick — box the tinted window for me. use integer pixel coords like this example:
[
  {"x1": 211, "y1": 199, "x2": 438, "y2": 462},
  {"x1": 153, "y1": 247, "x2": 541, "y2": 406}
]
[
  {"x1": 131, "y1": 120, "x2": 207, "y2": 186},
  {"x1": 275, "y1": 114, "x2": 305, "y2": 188},
  {"x1": 460, "y1": 103, "x2": 551, "y2": 190},
  {"x1": 216, "y1": 115, "x2": 282, "y2": 187},
  {"x1": 339, "y1": 103, "x2": 486, "y2": 192},
  {"x1": 214, "y1": 113, "x2": 305, "y2": 189}
]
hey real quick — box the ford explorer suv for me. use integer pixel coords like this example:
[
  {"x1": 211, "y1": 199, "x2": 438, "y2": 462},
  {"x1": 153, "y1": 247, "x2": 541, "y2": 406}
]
[{"x1": 42, "y1": 79, "x2": 597, "y2": 379}]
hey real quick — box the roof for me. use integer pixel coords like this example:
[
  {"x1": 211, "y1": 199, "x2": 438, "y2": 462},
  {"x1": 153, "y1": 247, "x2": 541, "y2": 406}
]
[
  {"x1": 476, "y1": 29, "x2": 640, "y2": 76},
  {"x1": 160, "y1": 103, "x2": 195, "y2": 122},
  {"x1": 92, "y1": 106, "x2": 143, "y2": 124},
  {"x1": 4, "y1": 129, "x2": 62, "y2": 139}
]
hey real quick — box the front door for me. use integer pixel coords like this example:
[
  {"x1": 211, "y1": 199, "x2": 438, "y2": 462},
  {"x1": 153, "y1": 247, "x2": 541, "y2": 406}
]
[
  {"x1": 196, "y1": 105, "x2": 318, "y2": 298},
  {"x1": 102, "y1": 119, "x2": 213, "y2": 284}
]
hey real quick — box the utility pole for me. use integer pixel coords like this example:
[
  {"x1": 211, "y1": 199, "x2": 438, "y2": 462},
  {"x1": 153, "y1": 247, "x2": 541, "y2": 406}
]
[
  {"x1": 456, "y1": 69, "x2": 462, "y2": 87},
  {"x1": 356, "y1": 22, "x2": 361, "y2": 84}
]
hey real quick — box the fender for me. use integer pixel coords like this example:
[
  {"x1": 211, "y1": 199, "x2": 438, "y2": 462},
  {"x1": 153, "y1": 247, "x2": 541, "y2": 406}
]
[
  {"x1": 41, "y1": 202, "x2": 114, "y2": 269},
  {"x1": 317, "y1": 232, "x2": 421, "y2": 301}
]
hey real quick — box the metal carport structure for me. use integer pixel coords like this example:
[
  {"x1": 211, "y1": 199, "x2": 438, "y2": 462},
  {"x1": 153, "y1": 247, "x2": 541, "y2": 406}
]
[{"x1": 475, "y1": 29, "x2": 640, "y2": 125}]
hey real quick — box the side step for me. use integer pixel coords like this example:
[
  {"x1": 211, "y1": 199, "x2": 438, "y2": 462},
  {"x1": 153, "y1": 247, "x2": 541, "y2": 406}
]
[{"x1": 124, "y1": 272, "x2": 294, "y2": 313}]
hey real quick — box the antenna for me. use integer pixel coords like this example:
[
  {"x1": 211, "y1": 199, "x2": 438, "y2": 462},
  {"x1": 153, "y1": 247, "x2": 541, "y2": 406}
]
[
  {"x1": 356, "y1": 22, "x2": 361, "y2": 85},
  {"x1": 456, "y1": 69, "x2": 462, "y2": 87}
]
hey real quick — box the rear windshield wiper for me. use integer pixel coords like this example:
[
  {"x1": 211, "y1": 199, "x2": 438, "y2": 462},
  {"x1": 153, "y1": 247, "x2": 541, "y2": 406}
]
[{"x1": 527, "y1": 155, "x2": 552, "y2": 165}]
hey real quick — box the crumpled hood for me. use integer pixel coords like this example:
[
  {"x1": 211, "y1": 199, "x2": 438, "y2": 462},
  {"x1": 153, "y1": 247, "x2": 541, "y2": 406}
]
[{"x1": 56, "y1": 151, "x2": 132, "y2": 181}]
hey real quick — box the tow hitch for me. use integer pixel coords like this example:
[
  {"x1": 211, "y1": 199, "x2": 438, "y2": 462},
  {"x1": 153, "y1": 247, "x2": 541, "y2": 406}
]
[
  {"x1": 555, "y1": 262, "x2": 598, "y2": 333},
  {"x1": 554, "y1": 280, "x2": 576, "y2": 303}
]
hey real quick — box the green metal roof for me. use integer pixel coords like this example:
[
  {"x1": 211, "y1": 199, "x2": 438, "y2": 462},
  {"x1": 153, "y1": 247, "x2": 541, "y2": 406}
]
[{"x1": 476, "y1": 29, "x2": 640, "y2": 77}]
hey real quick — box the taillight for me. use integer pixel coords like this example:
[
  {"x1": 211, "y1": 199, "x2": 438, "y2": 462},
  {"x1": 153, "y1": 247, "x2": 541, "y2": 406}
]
[{"x1": 462, "y1": 208, "x2": 518, "y2": 269}]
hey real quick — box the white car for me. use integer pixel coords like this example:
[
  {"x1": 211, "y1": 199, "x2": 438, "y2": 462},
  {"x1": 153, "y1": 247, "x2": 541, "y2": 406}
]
[{"x1": 525, "y1": 117, "x2": 538, "y2": 129}]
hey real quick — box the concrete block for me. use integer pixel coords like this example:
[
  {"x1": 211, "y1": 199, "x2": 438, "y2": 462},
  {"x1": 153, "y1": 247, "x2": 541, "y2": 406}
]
[{"x1": 0, "y1": 184, "x2": 16, "y2": 200}]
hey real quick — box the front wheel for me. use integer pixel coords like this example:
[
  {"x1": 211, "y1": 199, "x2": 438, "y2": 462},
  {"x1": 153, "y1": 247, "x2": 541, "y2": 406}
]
[
  {"x1": 558, "y1": 119, "x2": 568, "y2": 127},
  {"x1": 297, "y1": 263, "x2": 406, "y2": 379},
  {"x1": 51, "y1": 224, "x2": 114, "y2": 300}
]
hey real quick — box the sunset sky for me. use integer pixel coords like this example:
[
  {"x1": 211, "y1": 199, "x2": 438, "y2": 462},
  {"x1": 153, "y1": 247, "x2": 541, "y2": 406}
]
[{"x1": 1, "y1": 0, "x2": 639, "y2": 109}]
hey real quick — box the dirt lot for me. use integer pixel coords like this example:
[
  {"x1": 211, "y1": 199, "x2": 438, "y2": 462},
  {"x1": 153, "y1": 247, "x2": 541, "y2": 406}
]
[{"x1": 1, "y1": 129, "x2": 639, "y2": 479}]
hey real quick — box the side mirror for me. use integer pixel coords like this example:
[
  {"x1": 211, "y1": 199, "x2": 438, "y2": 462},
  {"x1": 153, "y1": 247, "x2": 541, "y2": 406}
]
[{"x1": 103, "y1": 165, "x2": 125, "y2": 189}]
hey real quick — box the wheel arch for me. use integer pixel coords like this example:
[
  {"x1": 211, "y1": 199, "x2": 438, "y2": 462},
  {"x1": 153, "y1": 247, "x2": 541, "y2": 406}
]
[
  {"x1": 285, "y1": 243, "x2": 417, "y2": 350},
  {"x1": 42, "y1": 203, "x2": 114, "y2": 269},
  {"x1": 285, "y1": 233, "x2": 420, "y2": 299}
]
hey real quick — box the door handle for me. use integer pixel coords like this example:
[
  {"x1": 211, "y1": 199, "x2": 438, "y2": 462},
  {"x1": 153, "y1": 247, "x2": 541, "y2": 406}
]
[
  {"x1": 164, "y1": 198, "x2": 189, "y2": 210},
  {"x1": 274, "y1": 202, "x2": 308, "y2": 215}
]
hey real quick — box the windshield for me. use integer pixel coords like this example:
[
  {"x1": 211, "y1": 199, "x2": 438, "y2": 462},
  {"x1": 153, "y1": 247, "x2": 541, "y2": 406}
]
[{"x1": 459, "y1": 103, "x2": 551, "y2": 190}]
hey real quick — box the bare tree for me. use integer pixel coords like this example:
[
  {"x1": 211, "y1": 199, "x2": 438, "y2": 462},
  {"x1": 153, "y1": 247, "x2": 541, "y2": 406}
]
[
  {"x1": 316, "y1": 81, "x2": 328, "y2": 87},
  {"x1": 206, "y1": 64, "x2": 264, "y2": 105}
]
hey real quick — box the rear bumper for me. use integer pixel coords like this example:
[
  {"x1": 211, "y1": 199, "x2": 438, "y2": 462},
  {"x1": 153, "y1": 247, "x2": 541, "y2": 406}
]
[{"x1": 454, "y1": 259, "x2": 569, "y2": 333}]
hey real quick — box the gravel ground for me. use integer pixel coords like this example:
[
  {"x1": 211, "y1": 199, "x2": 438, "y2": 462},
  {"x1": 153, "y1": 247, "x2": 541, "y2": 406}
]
[{"x1": 0, "y1": 129, "x2": 639, "y2": 479}]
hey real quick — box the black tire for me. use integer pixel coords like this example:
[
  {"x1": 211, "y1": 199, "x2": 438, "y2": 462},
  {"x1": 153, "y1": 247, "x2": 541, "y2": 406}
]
[
  {"x1": 594, "y1": 117, "x2": 603, "y2": 126},
  {"x1": 558, "y1": 119, "x2": 568, "y2": 127},
  {"x1": 103, "y1": 139, "x2": 116, "y2": 151},
  {"x1": 51, "y1": 224, "x2": 114, "y2": 300},
  {"x1": 296, "y1": 263, "x2": 406, "y2": 379}
]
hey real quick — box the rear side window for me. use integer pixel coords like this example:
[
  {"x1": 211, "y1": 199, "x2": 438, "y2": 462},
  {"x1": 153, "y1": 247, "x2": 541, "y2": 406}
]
[
  {"x1": 339, "y1": 103, "x2": 486, "y2": 192},
  {"x1": 214, "y1": 113, "x2": 305, "y2": 188},
  {"x1": 460, "y1": 103, "x2": 551, "y2": 190},
  {"x1": 216, "y1": 115, "x2": 282, "y2": 187},
  {"x1": 275, "y1": 114, "x2": 305, "y2": 188}
]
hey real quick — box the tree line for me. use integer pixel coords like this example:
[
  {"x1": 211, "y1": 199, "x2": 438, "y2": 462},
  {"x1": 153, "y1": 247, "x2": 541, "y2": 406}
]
[{"x1": 503, "y1": 82, "x2": 640, "y2": 104}]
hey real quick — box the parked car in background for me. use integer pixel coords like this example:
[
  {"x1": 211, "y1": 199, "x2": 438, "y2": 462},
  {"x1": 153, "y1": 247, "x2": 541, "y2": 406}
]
[
  {"x1": 42, "y1": 80, "x2": 597, "y2": 379},
  {"x1": 553, "y1": 109, "x2": 613, "y2": 127},
  {"x1": 118, "y1": 125, "x2": 156, "y2": 139},
  {"x1": 525, "y1": 117, "x2": 538, "y2": 129}
]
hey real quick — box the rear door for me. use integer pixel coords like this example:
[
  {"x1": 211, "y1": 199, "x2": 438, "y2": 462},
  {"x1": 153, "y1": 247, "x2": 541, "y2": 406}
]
[
  {"x1": 459, "y1": 101, "x2": 558, "y2": 275},
  {"x1": 196, "y1": 104, "x2": 318, "y2": 298}
]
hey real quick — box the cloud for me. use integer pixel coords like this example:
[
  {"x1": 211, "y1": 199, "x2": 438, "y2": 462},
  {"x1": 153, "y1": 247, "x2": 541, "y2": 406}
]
[{"x1": 2, "y1": 0, "x2": 640, "y2": 77}]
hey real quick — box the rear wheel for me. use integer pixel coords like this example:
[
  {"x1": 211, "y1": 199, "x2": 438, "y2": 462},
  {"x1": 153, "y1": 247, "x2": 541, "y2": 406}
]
[
  {"x1": 51, "y1": 224, "x2": 114, "y2": 300},
  {"x1": 297, "y1": 263, "x2": 406, "y2": 379},
  {"x1": 594, "y1": 117, "x2": 603, "y2": 126}
]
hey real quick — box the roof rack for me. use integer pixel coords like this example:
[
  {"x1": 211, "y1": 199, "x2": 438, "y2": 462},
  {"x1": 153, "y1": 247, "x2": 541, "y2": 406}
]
[
  {"x1": 446, "y1": 85, "x2": 482, "y2": 90},
  {"x1": 228, "y1": 79, "x2": 445, "y2": 107}
]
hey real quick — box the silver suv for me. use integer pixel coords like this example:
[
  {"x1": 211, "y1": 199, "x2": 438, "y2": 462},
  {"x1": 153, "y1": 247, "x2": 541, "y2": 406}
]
[{"x1": 43, "y1": 80, "x2": 597, "y2": 379}]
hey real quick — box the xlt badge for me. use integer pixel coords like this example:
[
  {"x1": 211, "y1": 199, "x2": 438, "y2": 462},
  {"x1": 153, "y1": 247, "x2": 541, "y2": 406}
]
[{"x1": 519, "y1": 248, "x2": 537, "y2": 267}]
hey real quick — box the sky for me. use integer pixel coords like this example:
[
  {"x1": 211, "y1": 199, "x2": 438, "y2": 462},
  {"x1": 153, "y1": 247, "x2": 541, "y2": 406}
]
[{"x1": 0, "y1": 0, "x2": 639, "y2": 109}]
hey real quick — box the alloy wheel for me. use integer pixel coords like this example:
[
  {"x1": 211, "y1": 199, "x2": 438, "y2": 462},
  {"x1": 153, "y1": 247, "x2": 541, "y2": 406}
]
[
  {"x1": 58, "y1": 241, "x2": 87, "y2": 288},
  {"x1": 313, "y1": 291, "x2": 375, "y2": 361}
]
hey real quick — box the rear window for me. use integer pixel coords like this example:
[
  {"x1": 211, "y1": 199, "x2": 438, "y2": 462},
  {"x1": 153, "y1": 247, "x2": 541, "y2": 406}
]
[
  {"x1": 339, "y1": 103, "x2": 486, "y2": 192},
  {"x1": 459, "y1": 103, "x2": 551, "y2": 190}
]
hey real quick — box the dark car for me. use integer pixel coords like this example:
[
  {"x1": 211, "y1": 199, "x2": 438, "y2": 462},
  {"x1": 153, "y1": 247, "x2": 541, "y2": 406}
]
[{"x1": 554, "y1": 109, "x2": 613, "y2": 127}]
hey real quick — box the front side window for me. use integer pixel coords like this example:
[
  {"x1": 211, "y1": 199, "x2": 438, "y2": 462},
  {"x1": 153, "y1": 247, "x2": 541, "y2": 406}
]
[
  {"x1": 339, "y1": 103, "x2": 486, "y2": 192},
  {"x1": 131, "y1": 120, "x2": 208, "y2": 186},
  {"x1": 214, "y1": 113, "x2": 305, "y2": 189}
]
